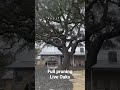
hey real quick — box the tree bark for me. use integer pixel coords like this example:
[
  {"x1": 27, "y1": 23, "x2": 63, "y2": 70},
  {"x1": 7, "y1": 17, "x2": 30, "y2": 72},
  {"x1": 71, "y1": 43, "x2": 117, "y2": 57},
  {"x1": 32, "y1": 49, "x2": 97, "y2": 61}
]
[
  {"x1": 85, "y1": 46, "x2": 99, "y2": 90},
  {"x1": 62, "y1": 52, "x2": 70, "y2": 70},
  {"x1": 61, "y1": 47, "x2": 70, "y2": 70}
]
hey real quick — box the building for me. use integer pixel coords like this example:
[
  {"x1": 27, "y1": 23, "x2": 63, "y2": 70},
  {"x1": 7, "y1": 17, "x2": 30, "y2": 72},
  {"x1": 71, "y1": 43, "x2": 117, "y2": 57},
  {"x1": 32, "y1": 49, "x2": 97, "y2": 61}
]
[
  {"x1": 1, "y1": 50, "x2": 35, "y2": 90},
  {"x1": 2, "y1": 60, "x2": 35, "y2": 90},
  {"x1": 37, "y1": 45, "x2": 85, "y2": 68},
  {"x1": 91, "y1": 49, "x2": 120, "y2": 90}
]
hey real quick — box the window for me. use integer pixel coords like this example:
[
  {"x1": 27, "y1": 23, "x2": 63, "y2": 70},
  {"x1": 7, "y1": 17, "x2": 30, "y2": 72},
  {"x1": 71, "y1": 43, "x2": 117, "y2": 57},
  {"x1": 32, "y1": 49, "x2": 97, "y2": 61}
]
[
  {"x1": 108, "y1": 51, "x2": 117, "y2": 63},
  {"x1": 80, "y1": 48, "x2": 84, "y2": 53}
]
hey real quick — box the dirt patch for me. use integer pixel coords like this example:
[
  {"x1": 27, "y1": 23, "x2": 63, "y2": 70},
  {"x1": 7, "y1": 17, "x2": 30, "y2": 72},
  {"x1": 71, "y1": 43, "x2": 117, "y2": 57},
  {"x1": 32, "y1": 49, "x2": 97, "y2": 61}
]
[{"x1": 70, "y1": 70, "x2": 85, "y2": 90}]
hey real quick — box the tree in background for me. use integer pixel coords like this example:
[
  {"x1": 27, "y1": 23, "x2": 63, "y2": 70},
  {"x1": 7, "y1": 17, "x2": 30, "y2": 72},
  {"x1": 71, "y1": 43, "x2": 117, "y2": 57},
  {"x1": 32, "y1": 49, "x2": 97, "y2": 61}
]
[{"x1": 36, "y1": 0, "x2": 85, "y2": 69}]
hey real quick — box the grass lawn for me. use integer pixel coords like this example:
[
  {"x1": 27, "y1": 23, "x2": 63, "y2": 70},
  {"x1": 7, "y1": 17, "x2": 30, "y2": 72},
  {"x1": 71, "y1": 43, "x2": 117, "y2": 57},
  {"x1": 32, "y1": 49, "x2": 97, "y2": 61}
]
[{"x1": 70, "y1": 70, "x2": 85, "y2": 90}]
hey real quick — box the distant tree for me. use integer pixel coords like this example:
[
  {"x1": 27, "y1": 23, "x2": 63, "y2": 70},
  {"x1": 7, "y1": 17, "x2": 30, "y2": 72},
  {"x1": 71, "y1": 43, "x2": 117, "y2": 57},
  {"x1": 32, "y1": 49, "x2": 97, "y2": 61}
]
[{"x1": 36, "y1": 0, "x2": 85, "y2": 69}]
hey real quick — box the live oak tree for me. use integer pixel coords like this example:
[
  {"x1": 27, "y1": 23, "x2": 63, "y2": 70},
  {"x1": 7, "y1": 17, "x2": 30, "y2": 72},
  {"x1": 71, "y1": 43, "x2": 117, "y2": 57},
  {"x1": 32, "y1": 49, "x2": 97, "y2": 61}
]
[
  {"x1": 86, "y1": 0, "x2": 120, "y2": 69},
  {"x1": 0, "y1": 0, "x2": 34, "y2": 54},
  {"x1": 0, "y1": 0, "x2": 35, "y2": 71},
  {"x1": 36, "y1": 0, "x2": 85, "y2": 69},
  {"x1": 86, "y1": 0, "x2": 120, "y2": 89}
]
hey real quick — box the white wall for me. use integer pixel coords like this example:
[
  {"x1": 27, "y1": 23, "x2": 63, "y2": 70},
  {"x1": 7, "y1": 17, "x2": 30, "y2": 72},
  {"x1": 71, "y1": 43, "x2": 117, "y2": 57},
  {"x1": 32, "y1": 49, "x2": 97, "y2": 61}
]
[{"x1": 97, "y1": 49, "x2": 120, "y2": 64}]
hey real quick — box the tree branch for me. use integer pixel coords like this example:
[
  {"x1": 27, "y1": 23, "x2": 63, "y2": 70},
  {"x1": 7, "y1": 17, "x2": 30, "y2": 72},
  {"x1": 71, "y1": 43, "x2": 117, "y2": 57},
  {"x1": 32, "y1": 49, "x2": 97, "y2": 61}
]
[
  {"x1": 0, "y1": 37, "x2": 21, "y2": 50},
  {"x1": 70, "y1": 38, "x2": 85, "y2": 55},
  {"x1": 86, "y1": 0, "x2": 98, "y2": 12}
]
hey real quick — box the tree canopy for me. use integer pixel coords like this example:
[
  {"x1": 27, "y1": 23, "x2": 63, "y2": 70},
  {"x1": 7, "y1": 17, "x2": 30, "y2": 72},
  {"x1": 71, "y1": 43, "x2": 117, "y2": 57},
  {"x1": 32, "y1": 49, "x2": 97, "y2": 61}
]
[
  {"x1": 86, "y1": 0, "x2": 120, "y2": 49},
  {"x1": 0, "y1": 1, "x2": 35, "y2": 70},
  {"x1": 86, "y1": 0, "x2": 120, "y2": 67},
  {"x1": 36, "y1": 0, "x2": 85, "y2": 55},
  {"x1": 0, "y1": 0, "x2": 34, "y2": 54}
]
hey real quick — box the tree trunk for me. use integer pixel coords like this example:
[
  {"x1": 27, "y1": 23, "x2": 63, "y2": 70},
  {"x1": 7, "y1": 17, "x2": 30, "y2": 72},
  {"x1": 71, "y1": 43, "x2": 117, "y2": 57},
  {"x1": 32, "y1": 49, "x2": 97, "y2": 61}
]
[
  {"x1": 86, "y1": 38, "x2": 104, "y2": 90},
  {"x1": 85, "y1": 46, "x2": 99, "y2": 90},
  {"x1": 61, "y1": 52, "x2": 70, "y2": 69},
  {"x1": 61, "y1": 47, "x2": 70, "y2": 70}
]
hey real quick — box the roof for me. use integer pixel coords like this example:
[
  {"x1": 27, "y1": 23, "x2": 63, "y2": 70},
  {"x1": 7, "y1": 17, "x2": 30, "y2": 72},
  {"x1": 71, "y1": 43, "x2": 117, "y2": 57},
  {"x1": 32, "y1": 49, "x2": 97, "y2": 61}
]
[
  {"x1": 7, "y1": 61, "x2": 34, "y2": 69},
  {"x1": 16, "y1": 50, "x2": 34, "y2": 61},
  {"x1": 93, "y1": 49, "x2": 120, "y2": 70},
  {"x1": 92, "y1": 63, "x2": 120, "y2": 70},
  {"x1": 38, "y1": 46, "x2": 85, "y2": 56}
]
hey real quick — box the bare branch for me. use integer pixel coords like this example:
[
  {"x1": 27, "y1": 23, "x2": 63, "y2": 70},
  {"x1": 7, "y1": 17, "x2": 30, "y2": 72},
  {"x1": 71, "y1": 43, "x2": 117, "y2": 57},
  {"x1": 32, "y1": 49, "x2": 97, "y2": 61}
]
[
  {"x1": 70, "y1": 38, "x2": 85, "y2": 55},
  {"x1": 0, "y1": 37, "x2": 21, "y2": 50}
]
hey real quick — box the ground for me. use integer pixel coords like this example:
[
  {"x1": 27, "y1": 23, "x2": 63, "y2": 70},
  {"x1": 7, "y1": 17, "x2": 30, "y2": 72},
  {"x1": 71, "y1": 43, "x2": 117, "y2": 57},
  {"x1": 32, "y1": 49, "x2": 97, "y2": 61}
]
[
  {"x1": 35, "y1": 65, "x2": 85, "y2": 90},
  {"x1": 70, "y1": 70, "x2": 85, "y2": 90}
]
